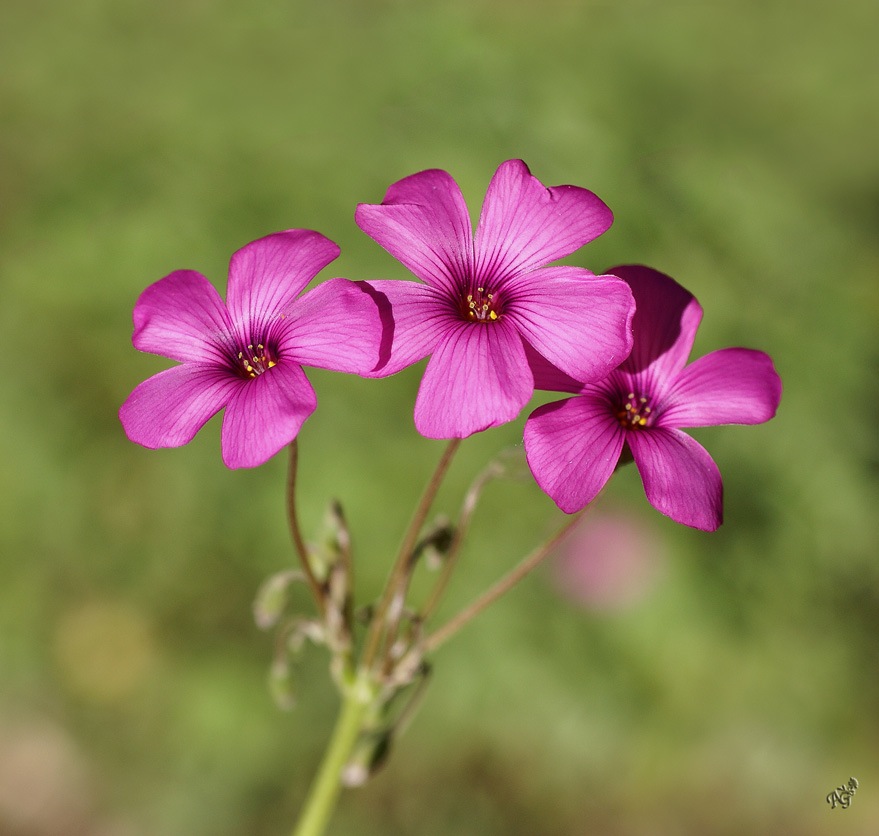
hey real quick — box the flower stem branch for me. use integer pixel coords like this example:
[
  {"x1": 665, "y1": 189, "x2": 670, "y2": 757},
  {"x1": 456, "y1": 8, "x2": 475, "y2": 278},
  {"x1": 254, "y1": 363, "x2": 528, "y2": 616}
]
[
  {"x1": 287, "y1": 440, "x2": 326, "y2": 616},
  {"x1": 361, "y1": 438, "x2": 462, "y2": 672},
  {"x1": 420, "y1": 457, "x2": 506, "y2": 624},
  {"x1": 421, "y1": 507, "x2": 589, "y2": 654}
]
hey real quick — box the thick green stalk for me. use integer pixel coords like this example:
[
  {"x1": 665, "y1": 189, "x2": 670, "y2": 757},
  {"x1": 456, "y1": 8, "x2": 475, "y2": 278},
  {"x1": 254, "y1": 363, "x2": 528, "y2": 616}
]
[{"x1": 291, "y1": 680, "x2": 372, "y2": 836}]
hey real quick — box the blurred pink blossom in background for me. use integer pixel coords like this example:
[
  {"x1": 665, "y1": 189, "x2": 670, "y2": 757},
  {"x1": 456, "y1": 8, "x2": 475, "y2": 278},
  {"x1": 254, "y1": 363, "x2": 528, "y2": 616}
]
[{"x1": 549, "y1": 509, "x2": 666, "y2": 612}]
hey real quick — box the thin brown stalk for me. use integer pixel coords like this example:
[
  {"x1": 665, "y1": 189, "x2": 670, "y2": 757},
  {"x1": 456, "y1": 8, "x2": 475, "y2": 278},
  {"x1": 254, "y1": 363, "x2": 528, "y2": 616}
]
[
  {"x1": 419, "y1": 458, "x2": 505, "y2": 623},
  {"x1": 421, "y1": 507, "x2": 589, "y2": 654},
  {"x1": 360, "y1": 438, "x2": 462, "y2": 671},
  {"x1": 287, "y1": 440, "x2": 326, "y2": 616}
]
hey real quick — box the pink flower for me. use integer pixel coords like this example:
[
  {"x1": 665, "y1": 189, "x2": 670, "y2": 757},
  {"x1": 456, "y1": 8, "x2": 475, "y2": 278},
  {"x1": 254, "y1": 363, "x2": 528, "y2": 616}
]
[
  {"x1": 356, "y1": 160, "x2": 635, "y2": 438},
  {"x1": 119, "y1": 230, "x2": 382, "y2": 468},
  {"x1": 523, "y1": 265, "x2": 783, "y2": 531}
]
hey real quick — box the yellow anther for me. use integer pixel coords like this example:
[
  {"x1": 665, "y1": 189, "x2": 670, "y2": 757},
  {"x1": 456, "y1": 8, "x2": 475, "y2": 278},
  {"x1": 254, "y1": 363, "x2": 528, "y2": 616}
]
[
  {"x1": 461, "y1": 285, "x2": 501, "y2": 323},
  {"x1": 234, "y1": 340, "x2": 277, "y2": 378},
  {"x1": 618, "y1": 392, "x2": 653, "y2": 430}
]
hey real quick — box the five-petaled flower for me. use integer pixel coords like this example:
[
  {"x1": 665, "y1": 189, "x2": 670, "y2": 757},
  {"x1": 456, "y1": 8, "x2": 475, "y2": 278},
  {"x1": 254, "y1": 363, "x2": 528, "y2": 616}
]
[
  {"x1": 356, "y1": 159, "x2": 636, "y2": 439},
  {"x1": 523, "y1": 265, "x2": 782, "y2": 530},
  {"x1": 119, "y1": 230, "x2": 382, "y2": 468}
]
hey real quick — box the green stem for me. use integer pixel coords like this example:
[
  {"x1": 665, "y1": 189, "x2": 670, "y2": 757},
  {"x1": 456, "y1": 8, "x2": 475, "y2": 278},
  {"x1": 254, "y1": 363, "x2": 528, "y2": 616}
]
[
  {"x1": 291, "y1": 680, "x2": 372, "y2": 836},
  {"x1": 361, "y1": 438, "x2": 462, "y2": 671},
  {"x1": 421, "y1": 507, "x2": 589, "y2": 654}
]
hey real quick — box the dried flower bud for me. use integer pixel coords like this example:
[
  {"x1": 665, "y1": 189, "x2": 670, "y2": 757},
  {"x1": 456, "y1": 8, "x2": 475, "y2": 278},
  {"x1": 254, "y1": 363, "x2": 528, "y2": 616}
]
[
  {"x1": 267, "y1": 657, "x2": 297, "y2": 711},
  {"x1": 308, "y1": 500, "x2": 351, "y2": 583},
  {"x1": 341, "y1": 729, "x2": 393, "y2": 787},
  {"x1": 414, "y1": 515, "x2": 455, "y2": 570},
  {"x1": 253, "y1": 570, "x2": 303, "y2": 630}
]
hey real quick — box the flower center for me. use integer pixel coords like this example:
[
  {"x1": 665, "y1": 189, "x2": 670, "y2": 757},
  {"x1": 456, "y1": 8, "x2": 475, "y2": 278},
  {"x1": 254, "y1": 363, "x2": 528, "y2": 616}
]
[
  {"x1": 460, "y1": 286, "x2": 501, "y2": 323},
  {"x1": 617, "y1": 392, "x2": 653, "y2": 429},
  {"x1": 234, "y1": 342, "x2": 277, "y2": 379}
]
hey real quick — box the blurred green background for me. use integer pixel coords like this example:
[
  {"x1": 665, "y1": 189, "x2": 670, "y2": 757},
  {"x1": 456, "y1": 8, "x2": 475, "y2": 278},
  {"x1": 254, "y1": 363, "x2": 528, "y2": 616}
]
[{"x1": 2, "y1": 0, "x2": 877, "y2": 833}]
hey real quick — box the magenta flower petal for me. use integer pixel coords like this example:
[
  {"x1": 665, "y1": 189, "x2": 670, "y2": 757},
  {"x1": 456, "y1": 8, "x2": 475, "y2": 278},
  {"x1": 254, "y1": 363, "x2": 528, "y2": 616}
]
[
  {"x1": 627, "y1": 428, "x2": 723, "y2": 531},
  {"x1": 357, "y1": 161, "x2": 632, "y2": 438},
  {"x1": 414, "y1": 321, "x2": 532, "y2": 438},
  {"x1": 504, "y1": 267, "x2": 635, "y2": 383},
  {"x1": 524, "y1": 395, "x2": 625, "y2": 513},
  {"x1": 280, "y1": 278, "x2": 384, "y2": 373},
  {"x1": 132, "y1": 270, "x2": 233, "y2": 364},
  {"x1": 120, "y1": 364, "x2": 242, "y2": 449},
  {"x1": 611, "y1": 265, "x2": 703, "y2": 384},
  {"x1": 121, "y1": 231, "x2": 381, "y2": 467},
  {"x1": 355, "y1": 169, "x2": 473, "y2": 295},
  {"x1": 525, "y1": 264, "x2": 781, "y2": 529},
  {"x1": 358, "y1": 279, "x2": 451, "y2": 376},
  {"x1": 226, "y1": 230, "x2": 341, "y2": 329},
  {"x1": 524, "y1": 343, "x2": 594, "y2": 395},
  {"x1": 475, "y1": 160, "x2": 613, "y2": 278},
  {"x1": 220, "y1": 362, "x2": 317, "y2": 469},
  {"x1": 660, "y1": 348, "x2": 783, "y2": 428}
]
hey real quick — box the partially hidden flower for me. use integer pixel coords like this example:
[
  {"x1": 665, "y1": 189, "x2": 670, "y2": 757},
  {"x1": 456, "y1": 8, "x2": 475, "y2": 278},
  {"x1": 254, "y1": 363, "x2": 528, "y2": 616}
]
[
  {"x1": 523, "y1": 265, "x2": 782, "y2": 530},
  {"x1": 119, "y1": 230, "x2": 382, "y2": 468},
  {"x1": 355, "y1": 159, "x2": 635, "y2": 439}
]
